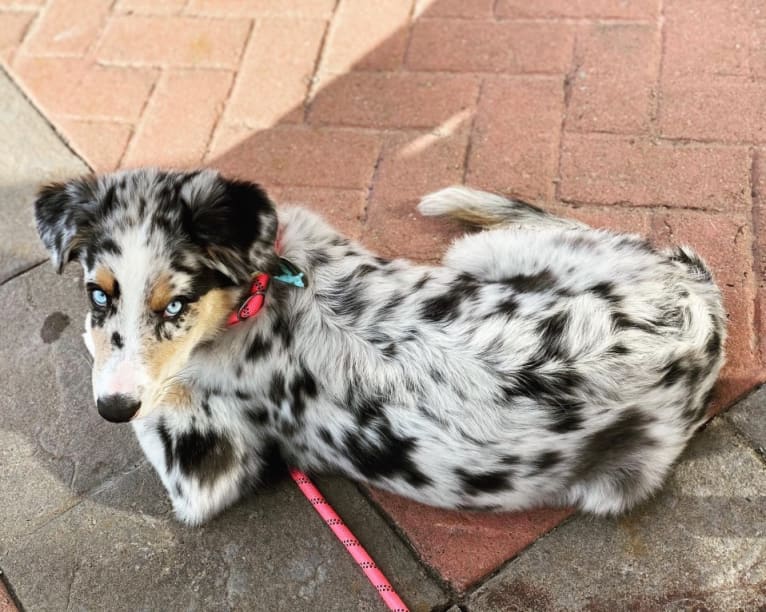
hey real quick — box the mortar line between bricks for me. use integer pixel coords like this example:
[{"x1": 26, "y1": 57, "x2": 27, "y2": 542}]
[
  {"x1": 353, "y1": 66, "x2": 568, "y2": 79},
  {"x1": 411, "y1": 13, "x2": 656, "y2": 25},
  {"x1": 565, "y1": 130, "x2": 762, "y2": 149},
  {"x1": 304, "y1": 0, "x2": 341, "y2": 112},
  {"x1": 461, "y1": 78, "x2": 483, "y2": 184},
  {"x1": 94, "y1": 59, "x2": 251, "y2": 71},
  {"x1": 116, "y1": 68, "x2": 163, "y2": 168},
  {"x1": 43, "y1": 115, "x2": 135, "y2": 125},
  {"x1": 492, "y1": 16, "x2": 656, "y2": 25},
  {"x1": 648, "y1": 0, "x2": 665, "y2": 136},
  {"x1": 13, "y1": 0, "x2": 49, "y2": 57},
  {"x1": 555, "y1": 25, "x2": 580, "y2": 201},
  {"x1": 81, "y1": 0, "x2": 117, "y2": 59},
  {"x1": 202, "y1": 18, "x2": 255, "y2": 161},
  {"x1": 558, "y1": 199, "x2": 746, "y2": 214},
  {"x1": 2, "y1": 6, "x2": 37, "y2": 58},
  {"x1": 399, "y1": 0, "x2": 420, "y2": 71},
  {"x1": 749, "y1": 148, "x2": 764, "y2": 364},
  {"x1": 362, "y1": 141, "x2": 384, "y2": 225}
]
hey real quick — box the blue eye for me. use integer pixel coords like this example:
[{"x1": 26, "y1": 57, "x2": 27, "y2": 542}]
[
  {"x1": 164, "y1": 299, "x2": 186, "y2": 318},
  {"x1": 90, "y1": 288, "x2": 109, "y2": 309}
]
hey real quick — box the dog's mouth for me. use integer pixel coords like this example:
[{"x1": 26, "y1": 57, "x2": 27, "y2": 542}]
[{"x1": 96, "y1": 394, "x2": 142, "y2": 423}]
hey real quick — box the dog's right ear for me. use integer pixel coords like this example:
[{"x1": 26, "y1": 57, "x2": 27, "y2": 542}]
[{"x1": 34, "y1": 177, "x2": 98, "y2": 273}]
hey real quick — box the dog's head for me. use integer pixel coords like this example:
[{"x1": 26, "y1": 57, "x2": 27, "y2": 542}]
[{"x1": 35, "y1": 168, "x2": 277, "y2": 422}]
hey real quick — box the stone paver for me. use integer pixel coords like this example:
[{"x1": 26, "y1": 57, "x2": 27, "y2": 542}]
[
  {"x1": 466, "y1": 418, "x2": 766, "y2": 610},
  {"x1": 0, "y1": 68, "x2": 87, "y2": 284},
  {"x1": 724, "y1": 384, "x2": 766, "y2": 459},
  {"x1": 1, "y1": 0, "x2": 765, "y2": 599},
  {"x1": 0, "y1": 265, "x2": 447, "y2": 611}
]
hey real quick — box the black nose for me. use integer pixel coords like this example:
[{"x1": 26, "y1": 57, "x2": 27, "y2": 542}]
[{"x1": 97, "y1": 395, "x2": 141, "y2": 423}]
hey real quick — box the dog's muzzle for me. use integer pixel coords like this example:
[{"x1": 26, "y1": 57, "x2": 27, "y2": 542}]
[{"x1": 97, "y1": 394, "x2": 141, "y2": 423}]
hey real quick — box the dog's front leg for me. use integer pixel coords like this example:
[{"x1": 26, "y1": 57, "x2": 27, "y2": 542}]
[{"x1": 132, "y1": 417, "x2": 250, "y2": 525}]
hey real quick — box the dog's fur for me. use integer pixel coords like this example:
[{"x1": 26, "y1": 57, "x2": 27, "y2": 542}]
[{"x1": 34, "y1": 168, "x2": 725, "y2": 525}]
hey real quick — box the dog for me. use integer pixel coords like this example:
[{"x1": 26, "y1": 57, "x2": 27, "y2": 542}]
[{"x1": 34, "y1": 168, "x2": 725, "y2": 525}]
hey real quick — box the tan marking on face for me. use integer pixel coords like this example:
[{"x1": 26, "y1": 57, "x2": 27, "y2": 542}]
[
  {"x1": 95, "y1": 267, "x2": 116, "y2": 295},
  {"x1": 149, "y1": 275, "x2": 174, "y2": 312},
  {"x1": 144, "y1": 288, "x2": 238, "y2": 410}
]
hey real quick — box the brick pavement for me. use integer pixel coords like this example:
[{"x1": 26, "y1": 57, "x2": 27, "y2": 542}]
[{"x1": 1, "y1": 0, "x2": 764, "y2": 594}]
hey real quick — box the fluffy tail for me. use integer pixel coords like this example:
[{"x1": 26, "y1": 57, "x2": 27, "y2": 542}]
[{"x1": 418, "y1": 186, "x2": 582, "y2": 229}]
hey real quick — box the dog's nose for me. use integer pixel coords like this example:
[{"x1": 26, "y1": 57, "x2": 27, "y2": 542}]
[{"x1": 97, "y1": 394, "x2": 141, "y2": 423}]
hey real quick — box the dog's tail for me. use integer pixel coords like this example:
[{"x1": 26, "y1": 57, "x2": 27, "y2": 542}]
[{"x1": 417, "y1": 186, "x2": 582, "y2": 229}]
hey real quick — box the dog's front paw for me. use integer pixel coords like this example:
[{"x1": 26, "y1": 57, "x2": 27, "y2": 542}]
[{"x1": 168, "y1": 480, "x2": 243, "y2": 526}]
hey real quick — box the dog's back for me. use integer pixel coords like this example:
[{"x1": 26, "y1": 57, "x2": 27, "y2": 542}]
[{"x1": 34, "y1": 171, "x2": 726, "y2": 524}]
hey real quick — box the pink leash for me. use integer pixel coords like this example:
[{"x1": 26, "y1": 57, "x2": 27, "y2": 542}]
[
  {"x1": 290, "y1": 469, "x2": 409, "y2": 611},
  {"x1": 228, "y1": 272, "x2": 409, "y2": 610}
]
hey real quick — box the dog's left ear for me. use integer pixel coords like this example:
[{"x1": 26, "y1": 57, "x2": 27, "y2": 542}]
[
  {"x1": 180, "y1": 170, "x2": 278, "y2": 282},
  {"x1": 34, "y1": 176, "x2": 98, "y2": 273}
]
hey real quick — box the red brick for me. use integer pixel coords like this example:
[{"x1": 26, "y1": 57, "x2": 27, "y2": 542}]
[
  {"x1": 364, "y1": 126, "x2": 471, "y2": 262},
  {"x1": 209, "y1": 126, "x2": 382, "y2": 190},
  {"x1": 57, "y1": 119, "x2": 132, "y2": 171},
  {"x1": 559, "y1": 134, "x2": 751, "y2": 211},
  {"x1": 114, "y1": 0, "x2": 186, "y2": 14},
  {"x1": 96, "y1": 15, "x2": 250, "y2": 68},
  {"x1": 567, "y1": 23, "x2": 659, "y2": 134},
  {"x1": 225, "y1": 18, "x2": 326, "y2": 128},
  {"x1": 363, "y1": 194, "x2": 467, "y2": 262},
  {"x1": 659, "y1": 78, "x2": 766, "y2": 143},
  {"x1": 415, "y1": 0, "x2": 494, "y2": 18},
  {"x1": 373, "y1": 125, "x2": 470, "y2": 201},
  {"x1": 663, "y1": 0, "x2": 756, "y2": 78},
  {"x1": 549, "y1": 204, "x2": 653, "y2": 236},
  {"x1": 321, "y1": 0, "x2": 412, "y2": 73},
  {"x1": 495, "y1": 0, "x2": 658, "y2": 19},
  {"x1": 651, "y1": 209, "x2": 760, "y2": 409},
  {"x1": 205, "y1": 123, "x2": 252, "y2": 160},
  {"x1": 185, "y1": 0, "x2": 335, "y2": 19},
  {"x1": 23, "y1": 0, "x2": 110, "y2": 56},
  {"x1": 467, "y1": 76, "x2": 564, "y2": 201},
  {"x1": 0, "y1": 11, "x2": 34, "y2": 61},
  {"x1": 0, "y1": 579, "x2": 17, "y2": 612},
  {"x1": 269, "y1": 186, "x2": 367, "y2": 240},
  {"x1": 122, "y1": 69, "x2": 233, "y2": 168},
  {"x1": 369, "y1": 488, "x2": 573, "y2": 591},
  {"x1": 12, "y1": 56, "x2": 157, "y2": 121},
  {"x1": 754, "y1": 21, "x2": 766, "y2": 78},
  {"x1": 309, "y1": 72, "x2": 480, "y2": 129},
  {"x1": 407, "y1": 19, "x2": 574, "y2": 74}
]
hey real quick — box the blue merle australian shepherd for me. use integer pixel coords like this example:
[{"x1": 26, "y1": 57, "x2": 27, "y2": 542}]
[{"x1": 34, "y1": 168, "x2": 725, "y2": 525}]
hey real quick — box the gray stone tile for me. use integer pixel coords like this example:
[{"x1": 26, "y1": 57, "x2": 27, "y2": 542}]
[
  {"x1": 0, "y1": 265, "x2": 448, "y2": 612},
  {"x1": 0, "y1": 67, "x2": 88, "y2": 284},
  {"x1": 0, "y1": 265, "x2": 143, "y2": 515},
  {"x1": 3, "y1": 466, "x2": 448, "y2": 611},
  {"x1": 724, "y1": 384, "x2": 766, "y2": 460},
  {"x1": 466, "y1": 419, "x2": 766, "y2": 611}
]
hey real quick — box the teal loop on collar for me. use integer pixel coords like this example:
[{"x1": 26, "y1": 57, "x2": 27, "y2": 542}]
[{"x1": 274, "y1": 257, "x2": 305, "y2": 288}]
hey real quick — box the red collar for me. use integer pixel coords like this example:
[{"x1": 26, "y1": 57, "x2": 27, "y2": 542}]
[{"x1": 227, "y1": 272, "x2": 270, "y2": 327}]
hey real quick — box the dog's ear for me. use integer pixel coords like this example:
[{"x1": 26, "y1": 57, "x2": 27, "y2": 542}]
[
  {"x1": 180, "y1": 170, "x2": 278, "y2": 282},
  {"x1": 34, "y1": 176, "x2": 98, "y2": 273}
]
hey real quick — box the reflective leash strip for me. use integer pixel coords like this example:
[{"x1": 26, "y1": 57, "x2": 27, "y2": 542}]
[{"x1": 289, "y1": 468, "x2": 409, "y2": 612}]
